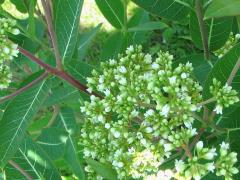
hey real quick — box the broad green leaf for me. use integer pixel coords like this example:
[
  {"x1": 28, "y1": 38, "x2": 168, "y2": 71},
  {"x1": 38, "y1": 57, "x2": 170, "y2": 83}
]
[
  {"x1": 66, "y1": 60, "x2": 96, "y2": 84},
  {"x1": 53, "y1": 0, "x2": 84, "y2": 63},
  {"x1": 95, "y1": 0, "x2": 125, "y2": 29},
  {"x1": 100, "y1": 32, "x2": 126, "y2": 61},
  {"x1": 190, "y1": 11, "x2": 232, "y2": 51},
  {"x1": 205, "y1": 0, "x2": 240, "y2": 19},
  {"x1": 127, "y1": 9, "x2": 150, "y2": 45},
  {"x1": 44, "y1": 84, "x2": 80, "y2": 106},
  {"x1": 57, "y1": 108, "x2": 85, "y2": 179},
  {"x1": 75, "y1": 23, "x2": 102, "y2": 61},
  {"x1": 132, "y1": 0, "x2": 190, "y2": 21},
  {"x1": 203, "y1": 43, "x2": 240, "y2": 101},
  {"x1": 36, "y1": 128, "x2": 68, "y2": 160},
  {"x1": 86, "y1": 159, "x2": 118, "y2": 180},
  {"x1": 128, "y1": 21, "x2": 168, "y2": 32},
  {"x1": 5, "y1": 136, "x2": 61, "y2": 179},
  {"x1": 0, "y1": 79, "x2": 50, "y2": 166}
]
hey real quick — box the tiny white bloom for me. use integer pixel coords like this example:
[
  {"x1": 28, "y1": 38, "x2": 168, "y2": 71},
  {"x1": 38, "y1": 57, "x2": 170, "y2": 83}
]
[
  {"x1": 204, "y1": 148, "x2": 217, "y2": 160},
  {"x1": 220, "y1": 141, "x2": 229, "y2": 150},
  {"x1": 113, "y1": 131, "x2": 121, "y2": 138},
  {"x1": 206, "y1": 162, "x2": 215, "y2": 172},
  {"x1": 214, "y1": 105, "x2": 223, "y2": 114},
  {"x1": 145, "y1": 109, "x2": 154, "y2": 117},
  {"x1": 145, "y1": 127, "x2": 153, "y2": 133},
  {"x1": 12, "y1": 28, "x2": 20, "y2": 35},
  {"x1": 104, "y1": 89, "x2": 110, "y2": 96},
  {"x1": 181, "y1": 73, "x2": 187, "y2": 79},
  {"x1": 196, "y1": 141, "x2": 203, "y2": 151},
  {"x1": 119, "y1": 66, "x2": 127, "y2": 74},
  {"x1": 164, "y1": 143, "x2": 174, "y2": 152},
  {"x1": 161, "y1": 105, "x2": 170, "y2": 117},
  {"x1": 105, "y1": 123, "x2": 110, "y2": 129},
  {"x1": 175, "y1": 160, "x2": 185, "y2": 172},
  {"x1": 152, "y1": 62, "x2": 159, "y2": 69},
  {"x1": 3, "y1": 47, "x2": 10, "y2": 54},
  {"x1": 169, "y1": 76, "x2": 177, "y2": 85},
  {"x1": 119, "y1": 77, "x2": 127, "y2": 85},
  {"x1": 126, "y1": 45, "x2": 134, "y2": 54}
]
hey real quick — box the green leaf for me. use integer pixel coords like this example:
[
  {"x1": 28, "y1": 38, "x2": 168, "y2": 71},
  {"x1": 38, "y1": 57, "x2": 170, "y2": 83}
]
[
  {"x1": 5, "y1": 136, "x2": 61, "y2": 179},
  {"x1": 44, "y1": 84, "x2": 80, "y2": 106},
  {"x1": 0, "y1": 79, "x2": 50, "y2": 166},
  {"x1": 36, "y1": 128, "x2": 68, "y2": 160},
  {"x1": 95, "y1": 0, "x2": 125, "y2": 29},
  {"x1": 205, "y1": 0, "x2": 240, "y2": 19},
  {"x1": 190, "y1": 11, "x2": 232, "y2": 51},
  {"x1": 203, "y1": 43, "x2": 240, "y2": 101},
  {"x1": 0, "y1": 0, "x2": 5, "y2": 4},
  {"x1": 53, "y1": 0, "x2": 84, "y2": 63},
  {"x1": 86, "y1": 159, "x2": 118, "y2": 180},
  {"x1": 132, "y1": 0, "x2": 190, "y2": 21},
  {"x1": 100, "y1": 32, "x2": 125, "y2": 61},
  {"x1": 128, "y1": 21, "x2": 168, "y2": 32},
  {"x1": 75, "y1": 23, "x2": 102, "y2": 61},
  {"x1": 10, "y1": 0, "x2": 28, "y2": 13},
  {"x1": 58, "y1": 108, "x2": 85, "y2": 179}
]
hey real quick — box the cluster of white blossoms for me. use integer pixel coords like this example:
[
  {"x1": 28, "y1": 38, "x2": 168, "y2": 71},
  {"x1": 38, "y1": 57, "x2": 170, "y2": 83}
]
[
  {"x1": 175, "y1": 141, "x2": 238, "y2": 180},
  {"x1": 210, "y1": 78, "x2": 239, "y2": 114},
  {"x1": 215, "y1": 33, "x2": 240, "y2": 58},
  {"x1": 0, "y1": 18, "x2": 20, "y2": 89},
  {"x1": 80, "y1": 45, "x2": 239, "y2": 179}
]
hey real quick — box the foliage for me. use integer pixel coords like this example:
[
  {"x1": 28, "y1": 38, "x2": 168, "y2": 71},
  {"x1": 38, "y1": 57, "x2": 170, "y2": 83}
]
[{"x1": 0, "y1": 0, "x2": 240, "y2": 179}]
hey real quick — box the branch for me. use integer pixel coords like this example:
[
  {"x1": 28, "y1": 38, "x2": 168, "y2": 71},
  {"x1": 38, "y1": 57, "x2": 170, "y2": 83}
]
[
  {"x1": 41, "y1": 0, "x2": 62, "y2": 70},
  {"x1": 196, "y1": 97, "x2": 216, "y2": 107},
  {"x1": 0, "y1": 72, "x2": 48, "y2": 104},
  {"x1": 8, "y1": 160, "x2": 33, "y2": 180},
  {"x1": 18, "y1": 47, "x2": 102, "y2": 98},
  {"x1": 227, "y1": 57, "x2": 240, "y2": 85},
  {"x1": 195, "y1": 0, "x2": 210, "y2": 61}
]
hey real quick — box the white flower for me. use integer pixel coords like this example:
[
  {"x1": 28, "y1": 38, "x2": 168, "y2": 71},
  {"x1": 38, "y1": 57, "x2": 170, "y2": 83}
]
[
  {"x1": 104, "y1": 89, "x2": 110, "y2": 96},
  {"x1": 105, "y1": 123, "x2": 110, "y2": 129},
  {"x1": 175, "y1": 160, "x2": 185, "y2": 172},
  {"x1": 161, "y1": 105, "x2": 170, "y2": 117},
  {"x1": 119, "y1": 77, "x2": 127, "y2": 85},
  {"x1": 145, "y1": 127, "x2": 153, "y2": 133},
  {"x1": 3, "y1": 47, "x2": 10, "y2": 54},
  {"x1": 235, "y1": 33, "x2": 240, "y2": 39},
  {"x1": 113, "y1": 131, "x2": 121, "y2": 138},
  {"x1": 152, "y1": 62, "x2": 159, "y2": 69},
  {"x1": 144, "y1": 54, "x2": 152, "y2": 63},
  {"x1": 204, "y1": 148, "x2": 217, "y2": 160},
  {"x1": 99, "y1": 75, "x2": 104, "y2": 84},
  {"x1": 119, "y1": 66, "x2": 127, "y2": 74},
  {"x1": 164, "y1": 143, "x2": 174, "y2": 152},
  {"x1": 169, "y1": 76, "x2": 177, "y2": 85},
  {"x1": 196, "y1": 141, "x2": 203, "y2": 151},
  {"x1": 181, "y1": 73, "x2": 188, "y2": 79},
  {"x1": 220, "y1": 142, "x2": 229, "y2": 150},
  {"x1": 126, "y1": 45, "x2": 134, "y2": 54},
  {"x1": 86, "y1": 87, "x2": 93, "y2": 93},
  {"x1": 205, "y1": 162, "x2": 215, "y2": 172},
  {"x1": 145, "y1": 109, "x2": 154, "y2": 117},
  {"x1": 214, "y1": 105, "x2": 223, "y2": 114}
]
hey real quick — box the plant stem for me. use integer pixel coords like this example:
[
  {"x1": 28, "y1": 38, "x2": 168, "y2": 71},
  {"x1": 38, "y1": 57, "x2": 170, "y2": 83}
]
[
  {"x1": 197, "y1": 97, "x2": 216, "y2": 107},
  {"x1": 41, "y1": 0, "x2": 62, "y2": 70},
  {"x1": 195, "y1": 0, "x2": 210, "y2": 61},
  {"x1": 8, "y1": 160, "x2": 33, "y2": 180},
  {"x1": 18, "y1": 47, "x2": 102, "y2": 98},
  {"x1": 0, "y1": 72, "x2": 48, "y2": 104},
  {"x1": 227, "y1": 57, "x2": 240, "y2": 85}
]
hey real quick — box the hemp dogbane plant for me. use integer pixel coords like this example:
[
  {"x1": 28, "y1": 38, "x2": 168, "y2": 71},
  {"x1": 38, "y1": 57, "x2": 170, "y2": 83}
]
[
  {"x1": 80, "y1": 46, "x2": 239, "y2": 179},
  {"x1": 0, "y1": 18, "x2": 19, "y2": 89}
]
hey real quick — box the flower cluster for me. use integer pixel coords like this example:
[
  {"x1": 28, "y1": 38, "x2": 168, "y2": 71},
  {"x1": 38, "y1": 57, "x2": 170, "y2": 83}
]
[
  {"x1": 0, "y1": 18, "x2": 20, "y2": 89},
  {"x1": 80, "y1": 45, "x2": 239, "y2": 179},
  {"x1": 175, "y1": 141, "x2": 238, "y2": 180},
  {"x1": 210, "y1": 78, "x2": 239, "y2": 114},
  {"x1": 215, "y1": 33, "x2": 240, "y2": 58}
]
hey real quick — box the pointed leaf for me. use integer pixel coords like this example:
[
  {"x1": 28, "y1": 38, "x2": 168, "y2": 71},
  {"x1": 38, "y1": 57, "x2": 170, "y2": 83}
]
[
  {"x1": 128, "y1": 21, "x2": 168, "y2": 32},
  {"x1": 5, "y1": 136, "x2": 61, "y2": 179},
  {"x1": 95, "y1": 0, "x2": 125, "y2": 29},
  {"x1": 205, "y1": 0, "x2": 240, "y2": 19},
  {"x1": 53, "y1": 0, "x2": 84, "y2": 63},
  {"x1": 0, "y1": 79, "x2": 50, "y2": 166},
  {"x1": 132, "y1": 0, "x2": 190, "y2": 21}
]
